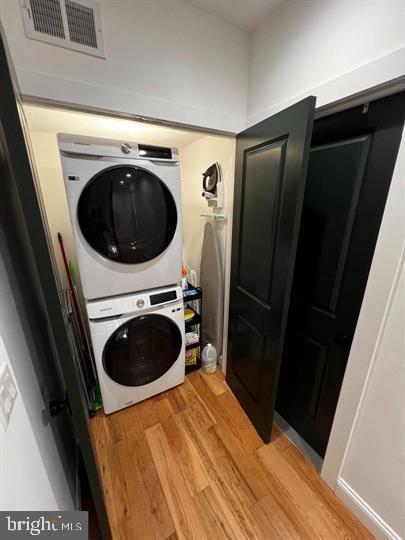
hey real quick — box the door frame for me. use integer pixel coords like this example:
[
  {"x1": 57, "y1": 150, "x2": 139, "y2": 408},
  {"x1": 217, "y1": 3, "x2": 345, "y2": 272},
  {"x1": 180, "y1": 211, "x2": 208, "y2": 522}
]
[
  {"x1": 0, "y1": 30, "x2": 111, "y2": 540},
  {"x1": 314, "y1": 75, "x2": 405, "y2": 120},
  {"x1": 19, "y1": 73, "x2": 405, "y2": 134},
  {"x1": 321, "y1": 123, "x2": 405, "y2": 488},
  {"x1": 16, "y1": 72, "x2": 405, "y2": 497},
  {"x1": 19, "y1": 77, "x2": 405, "y2": 379},
  {"x1": 20, "y1": 76, "x2": 405, "y2": 143}
]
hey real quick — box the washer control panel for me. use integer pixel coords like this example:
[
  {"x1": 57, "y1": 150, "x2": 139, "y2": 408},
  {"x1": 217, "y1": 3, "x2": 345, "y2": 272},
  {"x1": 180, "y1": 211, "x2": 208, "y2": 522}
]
[{"x1": 87, "y1": 286, "x2": 182, "y2": 320}]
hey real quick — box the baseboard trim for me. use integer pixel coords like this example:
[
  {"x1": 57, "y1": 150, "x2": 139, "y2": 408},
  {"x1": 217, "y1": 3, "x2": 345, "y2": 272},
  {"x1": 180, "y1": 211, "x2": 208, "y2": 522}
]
[
  {"x1": 336, "y1": 478, "x2": 401, "y2": 540},
  {"x1": 273, "y1": 412, "x2": 323, "y2": 472}
]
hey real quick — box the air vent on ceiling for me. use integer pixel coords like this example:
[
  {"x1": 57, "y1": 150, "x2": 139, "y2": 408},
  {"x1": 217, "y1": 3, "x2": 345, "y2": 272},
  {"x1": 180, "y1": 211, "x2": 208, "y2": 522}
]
[{"x1": 20, "y1": 0, "x2": 105, "y2": 58}]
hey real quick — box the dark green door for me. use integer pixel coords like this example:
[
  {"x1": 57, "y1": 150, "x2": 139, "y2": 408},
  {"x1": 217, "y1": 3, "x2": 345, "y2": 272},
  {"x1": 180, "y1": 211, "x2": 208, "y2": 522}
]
[
  {"x1": 276, "y1": 92, "x2": 405, "y2": 456},
  {"x1": 227, "y1": 97, "x2": 316, "y2": 443}
]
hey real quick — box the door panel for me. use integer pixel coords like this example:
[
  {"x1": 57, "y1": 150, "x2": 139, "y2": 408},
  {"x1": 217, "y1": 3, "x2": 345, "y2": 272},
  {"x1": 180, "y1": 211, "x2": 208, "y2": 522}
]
[
  {"x1": 227, "y1": 97, "x2": 316, "y2": 443},
  {"x1": 238, "y1": 139, "x2": 287, "y2": 301},
  {"x1": 233, "y1": 315, "x2": 266, "y2": 401},
  {"x1": 277, "y1": 92, "x2": 405, "y2": 456},
  {"x1": 302, "y1": 136, "x2": 370, "y2": 312},
  {"x1": 282, "y1": 336, "x2": 327, "y2": 419}
]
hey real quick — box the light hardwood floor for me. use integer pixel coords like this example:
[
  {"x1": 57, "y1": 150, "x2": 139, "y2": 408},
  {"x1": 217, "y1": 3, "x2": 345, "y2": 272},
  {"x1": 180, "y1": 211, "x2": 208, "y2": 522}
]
[{"x1": 90, "y1": 370, "x2": 372, "y2": 539}]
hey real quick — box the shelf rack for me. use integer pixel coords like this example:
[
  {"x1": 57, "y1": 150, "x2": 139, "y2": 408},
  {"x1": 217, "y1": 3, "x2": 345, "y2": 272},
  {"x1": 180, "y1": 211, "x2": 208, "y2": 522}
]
[{"x1": 183, "y1": 283, "x2": 202, "y2": 373}]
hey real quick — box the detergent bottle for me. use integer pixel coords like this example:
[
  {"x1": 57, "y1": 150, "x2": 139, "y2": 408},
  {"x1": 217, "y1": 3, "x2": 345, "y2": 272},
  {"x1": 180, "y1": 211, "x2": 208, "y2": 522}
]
[{"x1": 201, "y1": 343, "x2": 217, "y2": 374}]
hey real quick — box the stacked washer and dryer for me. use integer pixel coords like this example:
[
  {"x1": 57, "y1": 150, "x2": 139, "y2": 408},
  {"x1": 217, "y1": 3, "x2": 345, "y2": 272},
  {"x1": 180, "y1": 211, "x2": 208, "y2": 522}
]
[{"x1": 58, "y1": 134, "x2": 185, "y2": 414}]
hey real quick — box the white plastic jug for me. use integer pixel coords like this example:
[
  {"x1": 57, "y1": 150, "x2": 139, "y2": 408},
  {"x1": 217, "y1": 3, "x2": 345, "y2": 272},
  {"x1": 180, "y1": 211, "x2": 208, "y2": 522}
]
[{"x1": 201, "y1": 343, "x2": 217, "y2": 374}]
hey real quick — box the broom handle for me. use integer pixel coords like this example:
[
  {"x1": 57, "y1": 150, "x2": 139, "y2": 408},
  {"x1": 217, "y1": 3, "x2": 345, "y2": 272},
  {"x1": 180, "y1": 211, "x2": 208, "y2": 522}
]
[{"x1": 58, "y1": 233, "x2": 88, "y2": 353}]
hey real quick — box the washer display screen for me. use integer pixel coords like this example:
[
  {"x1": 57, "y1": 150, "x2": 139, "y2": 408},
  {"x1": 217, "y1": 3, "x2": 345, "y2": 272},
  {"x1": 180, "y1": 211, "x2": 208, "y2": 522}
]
[
  {"x1": 103, "y1": 314, "x2": 182, "y2": 386},
  {"x1": 78, "y1": 166, "x2": 177, "y2": 264}
]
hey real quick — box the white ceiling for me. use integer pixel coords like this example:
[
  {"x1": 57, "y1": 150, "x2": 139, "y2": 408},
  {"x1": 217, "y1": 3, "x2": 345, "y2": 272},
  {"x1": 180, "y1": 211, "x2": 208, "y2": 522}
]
[
  {"x1": 185, "y1": 0, "x2": 283, "y2": 31},
  {"x1": 24, "y1": 105, "x2": 206, "y2": 149}
]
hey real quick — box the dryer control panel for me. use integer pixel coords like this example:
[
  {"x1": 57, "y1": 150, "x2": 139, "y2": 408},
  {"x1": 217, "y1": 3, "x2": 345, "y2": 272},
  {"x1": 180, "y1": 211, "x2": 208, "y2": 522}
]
[
  {"x1": 150, "y1": 289, "x2": 177, "y2": 306},
  {"x1": 86, "y1": 286, "x2": 182, "y2": 320},
  {"x1": 58, "y1": 133, "x2": 179, "y2": 163}
]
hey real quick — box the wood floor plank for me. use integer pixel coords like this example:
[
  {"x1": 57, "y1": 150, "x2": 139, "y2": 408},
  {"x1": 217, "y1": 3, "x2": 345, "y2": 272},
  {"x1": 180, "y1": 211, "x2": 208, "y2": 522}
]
[
  {"x1": 160, "y1": 412, "x2": 210, "y2": 496},
  {"x1": 199, "y1": 369, "x2": 228, "y2": 396},
  {"x1": 91, "y1": 413, "x2": 113, "y2": 457},
  {"x1": 129, "y1": 423, "x2": 176, "y2": 539},
  {"x1": 270, "y1": 423, "x2": 292, "y2": 453},
  {"x1": 145, "y1": 422, "x2": 208, "y2": 540},
  {"x1": 193, "y1": 486, "x2": 238, "y2": 540},
  {"x1": 177, "y1": 375, "x2": 216, "y2": 430},
  {"x1": 188, "y1": 370, "x2": 262, "y2": 455},
  {"x1": 258, "y1": 443, "x2": 366, "y2": 539},
  {"x1": 164, "y1": 533, "x2": 178, "y2": 540},
  {"x1": 250, "y1": 494, "x2": 303, "y2": 540},
  {"x1": 283, "y1": 444, "x2": 371, "y2": 538},
  {"x1": 107, "y1": 402, "x2": 143, "y2": 442},
  {"x1": 90, "y1": 371, "x2": 373, "y2": 540},
  {"x1": 178, "y1": 408, "x2": 262, "y2": 538},
  {"x1": 162, "y1": 385, "x2": 188, "y2": 415},
  {"x1": 108, "y1": 440, "x2": 157, "y2": 540},
  {"x1": 216, "y1": 390, "x2": 263, "y2": 451},
  {"x1": 178, "y1": 406, "x2": 257, "y2": 508},
  {"x1": 136, "y1": 395, "x2": 175, "y2": 431},
  {"x1": 248, "y1": 453, "x2": 318, "y2": 540}
]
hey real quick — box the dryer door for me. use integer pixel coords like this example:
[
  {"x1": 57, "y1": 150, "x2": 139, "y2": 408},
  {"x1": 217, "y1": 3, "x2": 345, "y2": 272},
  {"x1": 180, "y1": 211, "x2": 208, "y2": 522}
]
[
  {"x1": 78, "y1": 165, "x2": 178, "y2": 264},
  {"x1": 103, "y1": 314, "x2": 182, "y2": 386}
]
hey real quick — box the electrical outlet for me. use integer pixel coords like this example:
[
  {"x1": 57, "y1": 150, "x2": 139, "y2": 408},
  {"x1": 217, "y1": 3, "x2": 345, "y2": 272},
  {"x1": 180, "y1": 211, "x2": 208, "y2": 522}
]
[{"x1": 0, "y1": 363, "x2": 17, "y2": 431}]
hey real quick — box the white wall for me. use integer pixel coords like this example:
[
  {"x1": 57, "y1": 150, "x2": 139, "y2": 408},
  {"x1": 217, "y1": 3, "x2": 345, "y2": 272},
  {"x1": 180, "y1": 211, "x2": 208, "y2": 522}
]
[
  {"x1": 2, "y1": 0, "x2": 403, "y2": 132},
  {"x1": 322, "y1": 129, "x2": 405, "y2": 539},
  {"x1": 2, "y1": 0, "x2": 404, "y2": 133},
  {"x1": 180, "y1": 135, "x2": 235, "y2": 365},
  {"x1": 29, "y1": 132, "x2": 77, "y2": 291},
  {"x1": 248, "y1": 0, "x2": 405, "y2": 125},
  {"x1": 180, "y1": 135, "x2": 235, "y2": 278},
  {"x1": 0, "y1": 0, "x2": 249, "y2": 133},
  {"x1": 0, "y1": 247, "x2": 74, "y2": 511}
]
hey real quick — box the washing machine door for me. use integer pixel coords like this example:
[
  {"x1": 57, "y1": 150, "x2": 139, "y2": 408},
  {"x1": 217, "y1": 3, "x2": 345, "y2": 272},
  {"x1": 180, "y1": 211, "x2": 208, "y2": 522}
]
[
  {"x1": 78, "y1": 165, "x2": 177, "y2": 264},
  {"x1": 103, "y1": 314, "x2": 182, "y2": 386}
]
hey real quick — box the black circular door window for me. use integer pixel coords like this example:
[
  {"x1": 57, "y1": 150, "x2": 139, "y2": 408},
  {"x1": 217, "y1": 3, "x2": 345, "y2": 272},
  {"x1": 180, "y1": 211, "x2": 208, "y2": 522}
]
[
  {"x1": 103, "y1": 315, "x2": 182, "y2": 386},
  {"x1": 78, "y1": 166, "x2": 177, "y2": 264}
]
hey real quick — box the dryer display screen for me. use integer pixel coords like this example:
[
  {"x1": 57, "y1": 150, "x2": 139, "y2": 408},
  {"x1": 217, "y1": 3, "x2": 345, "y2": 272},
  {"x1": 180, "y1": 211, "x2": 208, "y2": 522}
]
[
  {"x1": 78, "y1": 165, "x2": 177, "y2": 264},
  {"x1": 138, "y1": 144, "x2": 172, "y2": 160},
  {"x1": 150, "y1": 290, "x2": 177, "y2": 306},
  {"x1": 102, "y1": 314, "x2": 182, "y2": 386}
]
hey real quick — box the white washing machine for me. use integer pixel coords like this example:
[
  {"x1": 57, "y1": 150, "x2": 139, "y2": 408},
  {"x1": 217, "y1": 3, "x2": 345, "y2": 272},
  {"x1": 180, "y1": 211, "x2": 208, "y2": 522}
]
[
  {"x1": 58, "y1": 133, "x2": 182, "y2": 300},
  {"x1": 87, "y1": 285, "x2": 185, "y2": 414}
]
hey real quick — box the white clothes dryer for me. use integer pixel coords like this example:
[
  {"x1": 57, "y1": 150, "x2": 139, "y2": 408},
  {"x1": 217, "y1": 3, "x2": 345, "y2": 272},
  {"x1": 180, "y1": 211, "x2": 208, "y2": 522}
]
[
  {"x1": 59, "y1": 134, "x2": 182, "y2": 300},
  {"x1": 87, "y1": 285, "x2": 185, "y2": 414}
]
